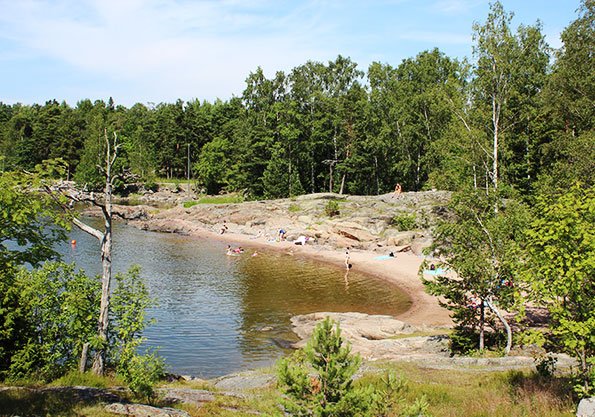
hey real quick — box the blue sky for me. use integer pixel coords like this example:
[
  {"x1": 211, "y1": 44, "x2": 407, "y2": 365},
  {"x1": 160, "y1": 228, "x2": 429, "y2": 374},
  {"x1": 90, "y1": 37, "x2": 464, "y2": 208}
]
[{"x1": 0, "y1": 0, "x2": 582, "y2": 107}]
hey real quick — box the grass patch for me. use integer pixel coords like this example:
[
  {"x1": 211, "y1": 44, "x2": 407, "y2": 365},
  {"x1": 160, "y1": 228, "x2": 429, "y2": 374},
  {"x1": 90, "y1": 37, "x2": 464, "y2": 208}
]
[
  {"x1": 183, "y1": 200, "x2": 199, "y2": 208},
  {"x1": 0, "y1": 364, "x2": 576, "y2": 416},
  {"x1": 49, "y1": 371, "x2": 121, "y2": 389},
  {"x1": 288, "y1": 203, "x2": 301, "y2": 213},
  {"x1": 182, "y1": 194, "x2": 244, "y2": 207},
  {"x1": 0, "y1": 386, "x2": 126, "y2": 417},
  {"x1": 360, "y1": 363, "x2": 575, "y2": 417}
]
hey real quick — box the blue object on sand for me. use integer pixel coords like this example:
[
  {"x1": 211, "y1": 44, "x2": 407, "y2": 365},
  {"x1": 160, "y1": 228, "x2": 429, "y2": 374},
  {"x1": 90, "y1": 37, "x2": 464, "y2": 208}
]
[
  {"x1": 423, "y1": 268, "x2": 445, "y2": 275},
  {"x1": 374, "y1": 255, "x2": 395, "y2": 260}
]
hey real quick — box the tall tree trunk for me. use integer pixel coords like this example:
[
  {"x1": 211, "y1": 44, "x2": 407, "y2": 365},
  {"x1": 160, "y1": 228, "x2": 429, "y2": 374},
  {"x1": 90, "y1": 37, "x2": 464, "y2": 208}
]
[
  {"x1": 339, "y1": 173, "x2": 346, "y2": 195},
  {"x1": 492, "y1": 93, "x2": 500, "y2": 195},
  {"x1": 79, "y1": 342, "x2": 89, "y2": 373},
  {"x1": 479, "y1": 302, "x2": 485, "y2": 351}
]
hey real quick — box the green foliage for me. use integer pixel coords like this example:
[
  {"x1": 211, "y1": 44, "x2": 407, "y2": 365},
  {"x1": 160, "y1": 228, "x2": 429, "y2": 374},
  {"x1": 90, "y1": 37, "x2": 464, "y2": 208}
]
[
  {"x1": 324, "y1": 200, "x2": 340, "y2": 217},
  {"x1": 0, "y1": 170, "x2": 70, "y2": 270},
  {"x1": 121, "y1": 350, "x2": 164, "y2": 403},
  {"x1": 524, "y1": 184, "x2": 595, "y2": 396},
  {"x1": 276, "y1": 317, "x2": 375, "y2": 416},
  {"x1": 534, "y1": 354, "x2": 557, "y2": 378},
  {"x1": 422, "y1": 188, "x2": 529, "y2": 351},
  {"x1": 111, "y1": 265, "x2": 162, "y2": 402},
  {"x1": 391, "y1": 213, "x2": 417, "y2": 231},
  {"x1": 2, "y1": 262, "x2": 100, "y2": 381}
]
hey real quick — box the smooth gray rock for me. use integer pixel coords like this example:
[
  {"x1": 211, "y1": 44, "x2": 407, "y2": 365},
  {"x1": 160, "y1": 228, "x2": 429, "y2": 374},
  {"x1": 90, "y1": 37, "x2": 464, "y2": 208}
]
[
  {"x1": 157, "y1": 388, "x2": 215, "y2": 406},
  {"x1": 577, "y1": 398, "x2": 595, "y2": 417},
  {"x1": 105, "y1": 402, "x2": 190, "y2": 417},
  {"x1": 212, "y1": 371, "x2": 276, "y2": 392}
]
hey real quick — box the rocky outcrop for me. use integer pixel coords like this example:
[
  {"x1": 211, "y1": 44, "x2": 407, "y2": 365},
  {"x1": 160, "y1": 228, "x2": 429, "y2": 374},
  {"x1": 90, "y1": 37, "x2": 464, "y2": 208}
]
[
  {"x1": 289, "y1": 312, "x2": 578, "y2": 372},
  {"x1": 121, "y1": 190, "x2": 451, "y2": 255}
]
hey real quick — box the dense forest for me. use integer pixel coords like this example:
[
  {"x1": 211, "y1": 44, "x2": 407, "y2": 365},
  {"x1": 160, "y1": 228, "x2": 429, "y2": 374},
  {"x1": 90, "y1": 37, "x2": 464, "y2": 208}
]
[{"x1": 0, "y1": 1, "x2": 592, "y2": 200}]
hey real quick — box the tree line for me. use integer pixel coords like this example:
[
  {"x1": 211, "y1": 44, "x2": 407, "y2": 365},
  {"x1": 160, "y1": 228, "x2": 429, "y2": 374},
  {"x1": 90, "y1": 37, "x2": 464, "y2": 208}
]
[{"x1": 0, "y1": 1, "x2": 591, "y2": 200}]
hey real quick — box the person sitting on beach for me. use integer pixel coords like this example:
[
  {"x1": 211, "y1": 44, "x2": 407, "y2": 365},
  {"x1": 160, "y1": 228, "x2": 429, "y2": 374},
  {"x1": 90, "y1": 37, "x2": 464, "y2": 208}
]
[
  {"x1": 220, "y1": 220, "x2": 228, "y2": 234},
  {"x1": 278, "y1": 229, "x2": 287, "y2": 241},
  {"x1": 294, "y1": 235, "x2": 309, "y2": 245},
  {"x1": 233, "y1": 246, "x2": 244, "y2": 254},
  {"x1": 393, "y1": 183, "x2": 402, "y2": 197},
  {"x1": 226, "y1": 245, "x2": 234, "y2": 256}
]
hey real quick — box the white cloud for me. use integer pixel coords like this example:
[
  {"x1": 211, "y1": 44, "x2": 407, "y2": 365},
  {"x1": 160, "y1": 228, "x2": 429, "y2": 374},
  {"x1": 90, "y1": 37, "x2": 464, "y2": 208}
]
[{"x1": 0, "y1": 0, "x2": 335, "y2": 103}]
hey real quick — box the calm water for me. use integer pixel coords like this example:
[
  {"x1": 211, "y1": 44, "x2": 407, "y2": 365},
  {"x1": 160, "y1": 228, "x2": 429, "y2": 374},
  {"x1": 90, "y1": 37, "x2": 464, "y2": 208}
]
[{"x1": 59, "y1": 218, "x2": 411, "y2": 378}]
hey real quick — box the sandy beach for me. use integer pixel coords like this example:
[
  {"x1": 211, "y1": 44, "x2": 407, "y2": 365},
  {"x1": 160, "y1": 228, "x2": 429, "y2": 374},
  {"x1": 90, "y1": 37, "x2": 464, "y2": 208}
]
[{"x1": 178, "y1": 225, "x2": 453, "y2": 327}]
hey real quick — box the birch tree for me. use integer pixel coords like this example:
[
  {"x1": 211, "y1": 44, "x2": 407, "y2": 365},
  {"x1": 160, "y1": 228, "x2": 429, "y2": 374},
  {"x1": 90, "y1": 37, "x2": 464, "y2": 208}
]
[{"x1": 422, "y1": 189, "x2": 528, "y2": 353}]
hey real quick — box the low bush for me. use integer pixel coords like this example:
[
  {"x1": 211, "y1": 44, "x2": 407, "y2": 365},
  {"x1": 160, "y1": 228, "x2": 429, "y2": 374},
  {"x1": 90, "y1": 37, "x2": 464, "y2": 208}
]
[
  {"x1": 324, "y1": 200, "x2": 340, "y2": 217},
  {"x1": 391, "y1": 213, "x2": 417, "y2": 231}
]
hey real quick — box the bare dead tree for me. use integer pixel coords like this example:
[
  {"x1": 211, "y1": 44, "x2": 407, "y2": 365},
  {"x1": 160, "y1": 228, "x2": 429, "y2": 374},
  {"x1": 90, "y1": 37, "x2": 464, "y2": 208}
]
[{"x1": 52, "y1": 129, "x2": 120, "y2": 375}]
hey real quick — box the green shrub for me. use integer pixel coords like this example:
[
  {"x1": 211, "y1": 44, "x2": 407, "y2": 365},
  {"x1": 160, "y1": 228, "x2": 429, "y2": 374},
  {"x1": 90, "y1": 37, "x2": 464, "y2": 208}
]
[
  {"x1": 120, "y1": 350, "x2": 164, "y2": 403},
  {"x1": 110, "y1": 266, "x2": 164, "y2": 402},
  {"x1": 391, "y1": 213, "x2": 417, "y2": 231},
  {"x1": 277, "y1": 317, "x2": 375, "y2": 416},
  {"x1": 325, "y1": 200, "x2": 340, "y2": 217}
]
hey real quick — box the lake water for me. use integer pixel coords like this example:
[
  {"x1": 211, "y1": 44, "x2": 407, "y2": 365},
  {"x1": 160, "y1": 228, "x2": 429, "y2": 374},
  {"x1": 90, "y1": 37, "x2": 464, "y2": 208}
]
[{"x1": 59, "y1": 219, "x2": 411, "y2": 378}]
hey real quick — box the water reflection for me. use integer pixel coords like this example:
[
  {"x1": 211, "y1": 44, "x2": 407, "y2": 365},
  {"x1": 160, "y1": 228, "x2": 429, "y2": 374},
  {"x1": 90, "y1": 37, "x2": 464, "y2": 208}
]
[{"x1": 58, "y1": 219, "x2": 411, "y2": 378}]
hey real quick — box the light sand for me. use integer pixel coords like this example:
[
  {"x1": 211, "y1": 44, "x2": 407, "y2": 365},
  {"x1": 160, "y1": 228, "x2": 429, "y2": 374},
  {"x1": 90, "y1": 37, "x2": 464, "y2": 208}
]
[{"x1": 182, "y1": 225, "x2": 453, "y2": 327}]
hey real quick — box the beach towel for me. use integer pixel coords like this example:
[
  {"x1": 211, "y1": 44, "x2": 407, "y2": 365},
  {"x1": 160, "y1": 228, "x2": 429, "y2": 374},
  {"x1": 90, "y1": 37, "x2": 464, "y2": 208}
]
[
  {"x1": 374, "y1": 255, "x2": 395, "y2": 260},
  {"x1": 423, "y1": 268, "x2": 445, "y2": 275}
]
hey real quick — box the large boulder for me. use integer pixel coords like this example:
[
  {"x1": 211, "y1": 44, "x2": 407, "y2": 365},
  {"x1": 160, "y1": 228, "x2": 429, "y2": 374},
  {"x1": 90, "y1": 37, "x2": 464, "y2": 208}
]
[
  {"x1": 383, "y1": 230, "x2": 417, "y2": 246},
  {"x1": 329, "y1": 222, "x2": 377, "y2": 243},
  {"x1": 577, "y1": 398, "x2": 595, "y2": 417}
]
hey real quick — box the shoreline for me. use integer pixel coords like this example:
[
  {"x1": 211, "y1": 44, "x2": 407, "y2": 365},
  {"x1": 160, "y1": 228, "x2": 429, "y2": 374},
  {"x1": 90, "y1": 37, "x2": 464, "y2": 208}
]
[{"x1": 139, "y1": 218, "x2": 453, "y2": 327}]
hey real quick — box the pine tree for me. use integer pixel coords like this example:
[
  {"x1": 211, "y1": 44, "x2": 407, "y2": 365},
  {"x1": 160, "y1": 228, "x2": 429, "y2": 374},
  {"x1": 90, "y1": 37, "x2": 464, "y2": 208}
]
[{"x1": 277, "y1": 317, "x2": 374, "y2": 416}]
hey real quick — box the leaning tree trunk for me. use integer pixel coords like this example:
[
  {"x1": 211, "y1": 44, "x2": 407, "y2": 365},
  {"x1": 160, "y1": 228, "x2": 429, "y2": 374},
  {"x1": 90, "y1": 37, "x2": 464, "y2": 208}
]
[{"x1": 486, "y1": 297, "x2": 512, "y2": 355}]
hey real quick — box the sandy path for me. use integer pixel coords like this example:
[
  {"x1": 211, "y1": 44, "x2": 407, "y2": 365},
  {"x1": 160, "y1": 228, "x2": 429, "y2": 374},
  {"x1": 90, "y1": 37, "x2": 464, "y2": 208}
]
[{"x1": 177, "y1": 225, "x2": 453, "y2": 327}]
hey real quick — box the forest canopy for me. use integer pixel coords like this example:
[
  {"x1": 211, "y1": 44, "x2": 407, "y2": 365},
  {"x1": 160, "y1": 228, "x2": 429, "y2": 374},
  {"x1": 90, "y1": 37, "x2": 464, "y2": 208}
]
[{"x1": 0, "y1": 1, "x2": 592, "y2": 200}]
